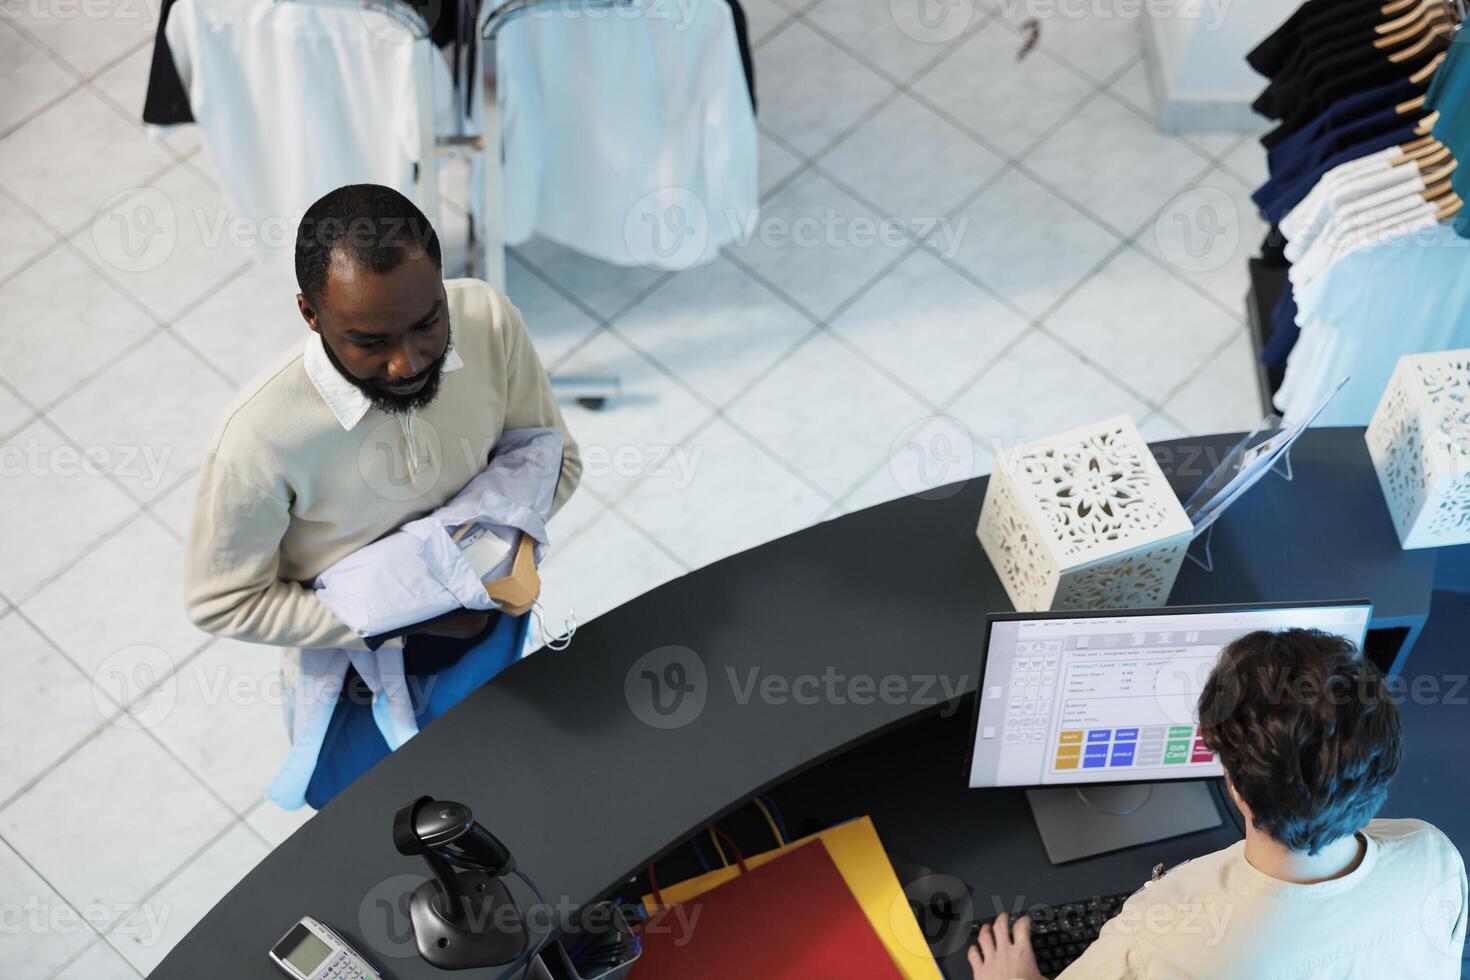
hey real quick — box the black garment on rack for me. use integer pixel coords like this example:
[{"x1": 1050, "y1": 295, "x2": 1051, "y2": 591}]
[
  {"x1": 142, "y1": 0, "x2": 190, "y2": 124},
  {"x1": 1252, "y1": 37, "x2": 1442, "y2": 120},
  {"x1": 1254, "y1": 9, "x2": 1410, "y2": 112},
  {"x1": 1253, "y1": 45, "x2": 1440, "y2": 146},
  {"x1": 1260, "y1": 76, "x2": 1417, "y2": 150},
  {"x1": 1247, "y1": 1, "x2": 1318, "y2": 77},
  {"x1": 1253, "y1": 1, "x2": 1385, "y2": 85},
  {"x1": 1245, "y1": 0, "x2": 1391, "y2": 78},
  {"x1": 728, "y1": 0, "x2": 756, "y2": 113},
  {"x1": 142, "y1": 0, "x2": 757, "y2": 126}
]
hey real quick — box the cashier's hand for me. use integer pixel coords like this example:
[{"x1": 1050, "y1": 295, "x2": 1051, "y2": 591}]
[
  {"x1": 970, "y1": 914, "x2": 1047, "y2": 980},
  {"x1": 413, "y1": 610, "x2": 490, "y2": 639}
]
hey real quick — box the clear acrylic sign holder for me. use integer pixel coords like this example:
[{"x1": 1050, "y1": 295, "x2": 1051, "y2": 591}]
[
  {"x1": 1185, "y1": 444, "x2": 1296, "y2": 573},
  {"x1": 1180, "y1": 378, "x2": 1347, "y2": 574}
]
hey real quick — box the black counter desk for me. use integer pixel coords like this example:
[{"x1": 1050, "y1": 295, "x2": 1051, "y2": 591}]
[{"x1": 152, "y1": 427, "x2": 1441, "y2": 978}]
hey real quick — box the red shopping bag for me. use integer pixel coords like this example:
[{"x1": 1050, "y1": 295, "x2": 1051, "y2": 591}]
[{"x1": 632, "y1": 834, "x2": 905, "y2": 980}]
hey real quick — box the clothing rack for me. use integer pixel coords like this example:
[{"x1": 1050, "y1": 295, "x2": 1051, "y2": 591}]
[
  {"x1": 278, "y1": 0, "x2": 628, "y2": 288},
  {"x1": 278, "y1": 0, "x2": 625, "y2": 407},
  {"x1": 1240, "y1": 0, "x2": 1470, "y2": 426}
]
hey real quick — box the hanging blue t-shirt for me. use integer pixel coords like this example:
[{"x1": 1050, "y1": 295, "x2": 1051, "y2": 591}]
[
  {"x1": 1265, "y1": 107, "x2": 1422, "y2": 190},
  {"x1": 1263, "y1": 78, "x2": 1415, "y2": 154}
]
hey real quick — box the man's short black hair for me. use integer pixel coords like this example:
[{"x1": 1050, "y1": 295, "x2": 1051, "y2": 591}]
[
  {"x1": 295, "y1": 184, "x2": 441, "y2": 304},
  {"x1": 1198, "y1": 628, "x2": 1402, "y2": 855}
]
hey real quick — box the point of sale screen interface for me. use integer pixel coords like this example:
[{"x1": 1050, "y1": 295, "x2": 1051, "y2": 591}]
[{"x1": 968, "y1": 604, "x2": 1371, "y2": 788}]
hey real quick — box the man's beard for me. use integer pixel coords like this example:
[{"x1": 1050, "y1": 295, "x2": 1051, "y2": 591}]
[{"x1": 322, "y1": 320, "x2": 453, "y2": 416}]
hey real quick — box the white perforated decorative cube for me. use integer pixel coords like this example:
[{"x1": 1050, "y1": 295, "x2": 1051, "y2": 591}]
[
  {"x1": 976, "y1": 416, "x2": 1194, "y2": 611},
  {"x1": 1365, "y1": 349, "x2": 1470, "y2": 550}
]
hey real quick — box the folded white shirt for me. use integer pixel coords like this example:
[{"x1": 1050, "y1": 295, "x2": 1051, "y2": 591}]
[{"x1": 1281, "y1": 148, "x2": 1409, "y2": 247}]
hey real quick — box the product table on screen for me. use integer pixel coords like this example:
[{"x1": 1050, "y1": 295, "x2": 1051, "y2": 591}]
[{"x1": 969, "y1": 605, "x2": 1372, "y2": 789}]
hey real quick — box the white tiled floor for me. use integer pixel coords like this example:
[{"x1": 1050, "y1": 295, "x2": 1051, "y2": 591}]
[{"x1": 0, "y1": 1, "x2": 1268, "y2": 975}]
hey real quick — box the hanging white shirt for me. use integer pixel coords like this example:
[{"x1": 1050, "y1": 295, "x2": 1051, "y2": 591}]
[
  {"x1": 1277, "y1": 206, "x2": 1456, "y2": 424},
  {"x1": 1284, "y1": 168, "x2": 1426, "y2": 265},
  {"x1": 163, "y1": 0, "x2": 456, "y2": 274},
  {"x1": 495, "y1": 0, "x2": 759, "y2": 269},
  {"x1": 1290, "y1": 189, "x2": 1432, "y2": 287},
  {"x1": 1280, "y1": 147, "x2": 1411, "y2": 248}
]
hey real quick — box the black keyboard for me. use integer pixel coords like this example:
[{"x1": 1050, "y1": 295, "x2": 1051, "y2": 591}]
[{"x1": 970, "y1": 891, "x2": 1131, "y2": 977}]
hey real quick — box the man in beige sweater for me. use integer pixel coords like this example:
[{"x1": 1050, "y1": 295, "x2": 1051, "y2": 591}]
[
  {"x1": 970, "y1": 629, "x2": 1467, "y2": 979},
  {"x1": 184, "y1": 183, "x2": 580, "y2": 670}
]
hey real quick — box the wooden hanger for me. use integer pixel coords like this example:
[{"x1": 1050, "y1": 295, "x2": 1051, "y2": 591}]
[
  {"x1": 1410, "y1": 50, "x2": 1447, "y2": 85},
  {"x1": 1383, "y1": 0, "x2": 1424, "y2": 15},
  {"x1": 482, "y1": 535, "x2": 540, "y2": 616},
  {"x1": 1388, "y1": 21, "x2": 1452, "y2": 61},
  {"x1": 1398, "y1": 93, "x2": 1428, "y2": 114},
  {"x1": 1422, "y1": 175, "x2": 1454, "y2": 201},
  {"x1": 1376, "y1": 4, "x2": 1448, "y2": 48},
  {"x1": 1399, "y1": 137, "x2": 1447, "y2": 164},
  {"x1": 1419, "y1": 145, "x2": 1454, "y2": 169},
  {"x1": 1378, "y1": 0, "x2": 1438, "y2": 35},
  {"x1": 1436, "y1": 194, "x2": 1462, "y2": 220},
  {"x1": 1417, "y1": 155, "x2": 1452, "y2": 196},
  {"x1": 1414, "y1": 109, "x2": 1443, "y2": 135},
  {"x1": 1407, "y1": 143, "x2": 1452, "y2": 170},
  {"x1": 1423, "y1": 155, "x2": 1459, "y2": 186}
]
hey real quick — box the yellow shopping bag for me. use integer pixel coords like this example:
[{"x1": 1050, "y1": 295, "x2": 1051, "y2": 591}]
[{"x1": 642, "y1": 815, "x2": 942, "y2": 980}]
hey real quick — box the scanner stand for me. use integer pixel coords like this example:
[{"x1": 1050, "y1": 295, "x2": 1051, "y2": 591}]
[
  {"x1": 1026, "y1": 782, "x2": 1221, "y2": 864},
  {"x1": 406, "y1": 851, "x2": 526, "y2": 969}
]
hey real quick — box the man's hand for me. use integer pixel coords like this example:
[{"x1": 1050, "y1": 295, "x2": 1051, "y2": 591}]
[
  {"x1": 969, "y1": 913, "x2": 1047, "y2": 980},
  {"x1": 412, "y1": 610, "x2": 491, "y2": 639}
]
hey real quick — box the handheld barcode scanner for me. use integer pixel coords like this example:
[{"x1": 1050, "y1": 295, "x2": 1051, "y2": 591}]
[{"x1": 393, "y1": 796, "x2": 526, "y2": 969}]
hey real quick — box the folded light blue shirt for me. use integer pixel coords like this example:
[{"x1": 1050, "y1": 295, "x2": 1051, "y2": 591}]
[{"x1": 266, "y1": 426, "x2": 564, "y2": 810}]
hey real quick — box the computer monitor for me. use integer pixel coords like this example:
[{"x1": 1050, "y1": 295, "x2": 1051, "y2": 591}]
[{"x1": 967, "y1": 600, "x2": 1373, "y2": 791}]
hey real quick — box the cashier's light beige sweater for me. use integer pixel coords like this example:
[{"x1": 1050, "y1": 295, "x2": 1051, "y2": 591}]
[{"x1": 183, "y1": 278, "x2": 580, "y2": 654}]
